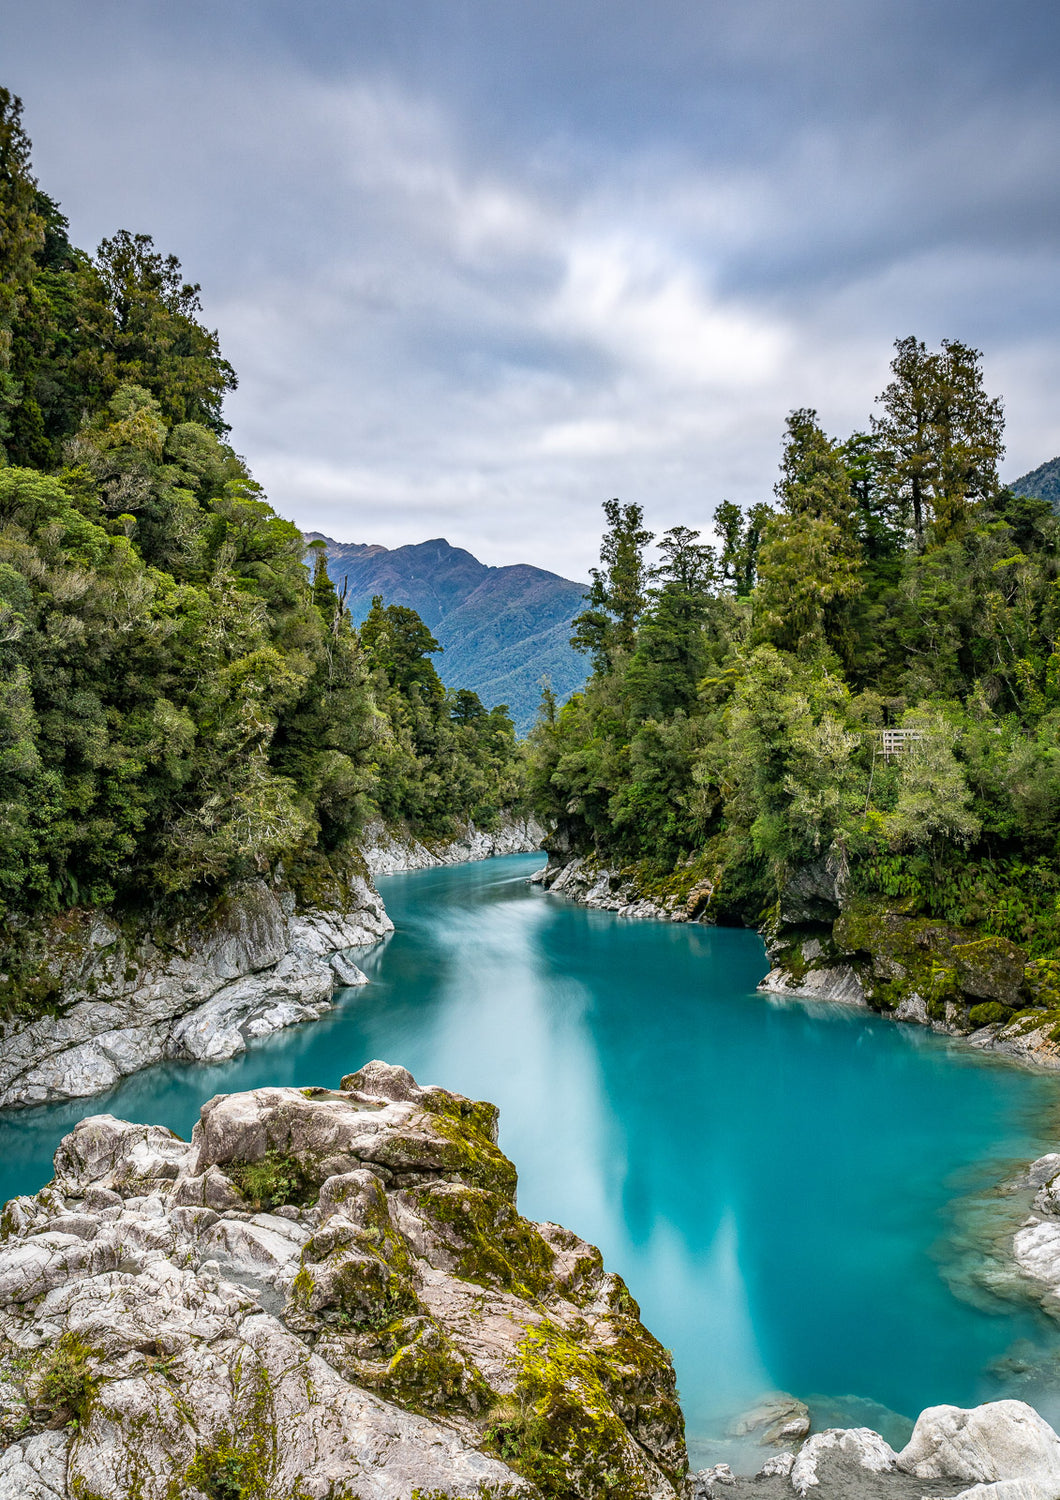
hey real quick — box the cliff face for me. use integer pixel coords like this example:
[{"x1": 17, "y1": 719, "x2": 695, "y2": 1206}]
[
  {"x1": 0, "y1": 876, "x2": 391, "y2": 1111},
  {"x1": 362, "y1": 815, "x2": 544, "y2": 878},
  {"x1": 0, "y1": 1062, "x2": 686, "y2": 1500},
  {"x1": 0, "y1": 816, "x2": 544, "y2": 1112},
  {"x1": 759, "y1": 852, "x2": 1060, "y2": 1067}
]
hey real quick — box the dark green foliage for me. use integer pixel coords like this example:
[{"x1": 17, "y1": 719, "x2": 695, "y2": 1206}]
[
  {"x1": 571, "y1": 498, "x2": 655, "y2": 673},
  {"x1": 530, "y1": 339, "x2": 1060, "y2": 953},
  {"x1": 0, "y1": 93, "x2": 526, "y2": 996},
  {"x1": 226, "y1": 1152, "x2": 317, "y2": 1211}
]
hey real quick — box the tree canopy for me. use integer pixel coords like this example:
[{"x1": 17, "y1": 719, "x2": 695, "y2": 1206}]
[{"x1": 532, "y1": 334, "x2": 1060, "y2": 955}]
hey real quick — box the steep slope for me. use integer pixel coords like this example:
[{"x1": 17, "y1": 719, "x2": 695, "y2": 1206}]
[
  {"x1": 1010, "y1": 456, "x2": 1060, "y2": 508},
  {"x1": 310, "y1": 535, "x2": 588, "y2": 734}
]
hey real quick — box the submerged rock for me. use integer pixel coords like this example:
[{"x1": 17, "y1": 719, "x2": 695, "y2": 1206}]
[
  {"x1": 727, "y1": 1391, "x2": 811, "y2": 1447},
  {"x1": 0, "y1": 1062, "x2": 686, "y2": 1499}
]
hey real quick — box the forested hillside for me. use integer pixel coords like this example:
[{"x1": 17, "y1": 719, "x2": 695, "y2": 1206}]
[
  {"x1": 1011, "y1": 456, "x2": 1060, "y2": 509},
  {"x1": 309, "y1": 534, "x2": 588, "y2": 733},
  {"x1": 0, "y1": 89, "x2": 523, "y2": 962},
  {"x1": 529, "y1": 338, "x2": 1060, "y2": 1015}
]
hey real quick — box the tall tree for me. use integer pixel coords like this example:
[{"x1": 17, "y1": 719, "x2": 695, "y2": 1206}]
[
  {"x1": 754, "y1": 410, "x2": 861, "y2": 659},
  {"x1": 714, "y1": 500, "x2": 771, "y2": 597},
  {"x1": 571, "y1": 498, "x2": 655, "y2": 672},
  {"x1": 872, "y1": 336, "x2": 1004, "y2": 546},
  {"x1": 0, "y1": 90, "x2": 44, "y2": 457},
  {"x1": 626, "y1": 526, "x2": 717, "y2": 720}
]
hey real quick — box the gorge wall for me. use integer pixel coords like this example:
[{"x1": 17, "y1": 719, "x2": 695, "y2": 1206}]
[{"x1": 0, "y1": 818, "x2": 544, "y2": 1112}]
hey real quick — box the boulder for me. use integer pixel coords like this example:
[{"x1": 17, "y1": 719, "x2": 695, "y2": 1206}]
[
  {"x1": 790, "y1": 1427, "x2": 897, "y2": 1495},
  {"x1": 0, "y1": 1064, "x2": 687, "y2": 1499},
  {"x1": 897, "y1": 1400, "x2": 1060, "y2": 1488}
]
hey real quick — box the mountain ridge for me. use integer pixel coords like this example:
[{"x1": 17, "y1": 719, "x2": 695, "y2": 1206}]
[
  {"x1": 309, "y1": 534, "x2": 588, "y2": 733},
  {"x1": 1010, "y1": 456, "x2": 1060, "y2": 508}
]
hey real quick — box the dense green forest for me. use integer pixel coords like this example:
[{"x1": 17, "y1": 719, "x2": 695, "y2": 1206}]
[
  {"x1": 0, "y1": 89, "x2": 522, "y2": 935},
  {"x1": 529, "y1": 338, "x2": 1060, "y2": 978}
]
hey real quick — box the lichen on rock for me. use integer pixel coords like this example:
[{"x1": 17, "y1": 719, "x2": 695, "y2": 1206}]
[{"x1": 0, "y1": 1061, "x2": 687, "y2": 1499}]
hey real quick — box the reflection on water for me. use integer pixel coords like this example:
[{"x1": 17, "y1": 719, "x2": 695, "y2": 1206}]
[{"x1": 4, "y1": 852, "x2": 1060, "y2": 1466}]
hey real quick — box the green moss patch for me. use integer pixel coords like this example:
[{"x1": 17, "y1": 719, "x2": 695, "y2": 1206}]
[
  {"x1": 486, "y1": 1324, "x2": 673, "y2": 1500},
  {"x1": 415, "y1": 1184, "x2": 555, "y2": 1297},
  {"x1": 226, "y1": 1151, "x2": 317, "y2": 1211},
  {"x1": 38, "y1": 1333, "x2": 98, "y2": 1427}
]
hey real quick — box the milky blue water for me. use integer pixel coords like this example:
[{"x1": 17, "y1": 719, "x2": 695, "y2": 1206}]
[{"x1": 5, "y1": 852, "x2": 1060, "y2": 1464}]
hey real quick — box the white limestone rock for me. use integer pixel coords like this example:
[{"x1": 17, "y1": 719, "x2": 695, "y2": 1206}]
[
  {"x1": 790, "y1": 1427, "x2": 897, "y2": 1495},
  {"x1": 0, "y1": 1431, "x2": 69, "y2": 1500},
  {"x1": 947, "y1": 1482, "x2": 1054, "y2": 1500},
  {"x1": 897, "y1": 1400, "x2": 1060, "y2": 1488},
  {"x1": 1025, "y1": 1154, "x2": 1060, "y2": 1190},
  {"x1": 895, "y1": 993, "x2": 930, "y2": 1024},
  {"x1": 0, "y1": 1064, "x2": 686, "y2": 1499},
  {"x1": 1012, "y1": 1220, "x2": 1060, "y2": 1301},
  {"x1": 758, "y1": 965, "x2": 866, "y2": 1007},
  {"x1": 360, "y1": 814, "x2": 544, "y2": 876},
  {"x1": 0, "y1": 877, "x2": 392, "y2": 1110}
]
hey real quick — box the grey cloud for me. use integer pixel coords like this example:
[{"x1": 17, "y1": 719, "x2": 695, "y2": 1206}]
[{"x1": 2, "y1": 0, "x2": 1059, "y2": 574}]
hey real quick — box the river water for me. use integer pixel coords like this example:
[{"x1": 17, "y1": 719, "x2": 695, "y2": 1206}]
[{"x1": 5, "y1": 852, "x2": 1060, "y2": 1465}]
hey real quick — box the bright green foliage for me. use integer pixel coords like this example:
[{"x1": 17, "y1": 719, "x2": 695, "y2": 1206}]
[{"x1": 530, "y1": 338, "x2": 1060, "y2": 952}]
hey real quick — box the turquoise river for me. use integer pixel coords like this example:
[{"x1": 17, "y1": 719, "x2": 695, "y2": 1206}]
[{"x1": 6, "y1": 852, "x2": 1060, "y2": 1466}]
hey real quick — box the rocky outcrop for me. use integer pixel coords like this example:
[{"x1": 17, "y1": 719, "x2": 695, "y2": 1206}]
[
  {"x1": 361, "y1": 815, "x2": 544, "y2": 877},
  {"x1": 687, "y1": 1402, "x2": 1060, "y2": 1498},
  {"x1": 0, "y1": 813, "x2": 544, "y2": 1112},
  {"x1": 757, "y1": 887, "x2": 1060, "y2": 1068},
  {"x1": 531, "y1": 858, "x2": 684, "y2": 922},
  {"x1": 0, "y1": 1063, "x2": 686, "y2": 1499},
  {"x1": 1009, "y1": 1150, "x2": 1060, "y2": 1315},
  {"x1": 0, "y1": 879, "x2": 391, "y2": 1111}
]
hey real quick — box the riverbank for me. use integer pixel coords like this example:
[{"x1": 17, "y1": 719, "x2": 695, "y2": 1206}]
[
  {"x1": 534, "y1": 850, "x2": 1060, "y2": 1071},
  {"x1": 0, "y1": 817, "x2": 543, "y2": 1111}
]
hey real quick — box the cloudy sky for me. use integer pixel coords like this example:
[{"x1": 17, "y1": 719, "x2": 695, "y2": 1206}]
[{"x1": 5, "y1": 0, "x2": 1059, "y2": 576}]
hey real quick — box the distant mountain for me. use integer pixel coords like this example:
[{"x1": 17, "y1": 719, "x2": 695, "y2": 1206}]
[
  {"x1": 309, "y1": 535, "x2": 588, "y2": 735},
  {"x1": 1010, "y1": 456, "x2": 1060, "y2": 508}
]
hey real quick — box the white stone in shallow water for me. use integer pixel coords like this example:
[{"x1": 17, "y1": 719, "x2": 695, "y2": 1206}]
[
  {"x1": 1026, "y1": 1154, "x2": 1060, "y2": 1189},
  {"x1": 758, "y1": 965, "x2": 866, "y2": 1007},
  {"x1": 895, "y1": 993, "x2": 930, "y2": 1024},
  {"x1": 329, "y1": 950, "x2": 368, "y2": 986},
  {"x1": 1012, "y1": 1221, "x2": 1060, "y2": 1294}
]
